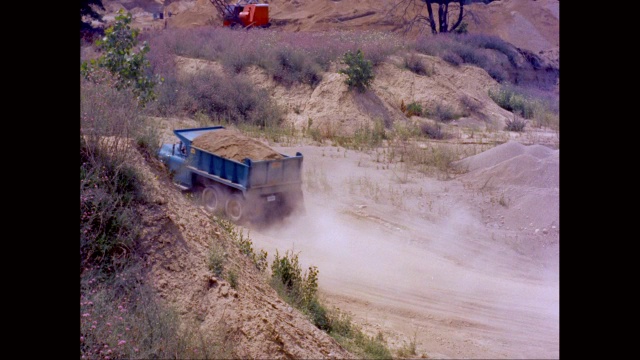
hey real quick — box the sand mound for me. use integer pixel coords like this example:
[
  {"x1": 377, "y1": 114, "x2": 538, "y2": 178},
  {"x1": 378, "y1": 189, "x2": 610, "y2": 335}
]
[
  {"x1": 192, "y1": 129, "x2": 284, "y2": 162},
  {"x1": 454, "y1": 140, "x2": 526, "y2": 172},
  {"x1": 478, "y1": 153, "x2": 558, "y2": 189},
  {"x1": 525, "y1": 144, "x2": 555, "y2": 159},
  {"x1": 457, "y1": 141, "x2": 559, "y2": 231},
  {"x1": 456, "y1": 141, "x2": 558, "y2": 189}
]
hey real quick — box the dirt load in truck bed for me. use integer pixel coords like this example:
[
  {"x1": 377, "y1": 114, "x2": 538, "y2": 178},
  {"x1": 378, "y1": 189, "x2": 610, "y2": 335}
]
[{"x1": 192, "y1": 129, "x2": 284, "y2": 162}]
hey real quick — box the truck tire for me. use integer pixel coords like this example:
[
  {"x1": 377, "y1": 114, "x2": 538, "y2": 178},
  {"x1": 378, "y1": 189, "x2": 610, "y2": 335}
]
[
  {"x1": 202, "y1": 186, "x2": 224, "y2": 213},
  {"x1": 225, "y1": 193, "x2": 245, "y2": 222}
]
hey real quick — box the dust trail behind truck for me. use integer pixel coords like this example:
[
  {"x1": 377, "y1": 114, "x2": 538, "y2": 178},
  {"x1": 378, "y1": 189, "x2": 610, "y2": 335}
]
[{"x1": 158, "y1": 126, "x2": 304, "y2": 224}]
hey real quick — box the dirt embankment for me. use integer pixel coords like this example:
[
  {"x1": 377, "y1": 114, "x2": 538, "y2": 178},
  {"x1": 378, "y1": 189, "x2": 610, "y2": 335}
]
[
  {"x1": 192, "y1": 128, "x2": 284, "y2": 162},
  {"x1": 129, "y1": 143, "x2": 353, "y2": 359}
]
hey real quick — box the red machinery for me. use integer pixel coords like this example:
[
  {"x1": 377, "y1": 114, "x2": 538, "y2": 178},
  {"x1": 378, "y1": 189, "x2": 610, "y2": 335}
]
[{"x1": 209, "y1": 0, "x2": 271, "y2": 28}]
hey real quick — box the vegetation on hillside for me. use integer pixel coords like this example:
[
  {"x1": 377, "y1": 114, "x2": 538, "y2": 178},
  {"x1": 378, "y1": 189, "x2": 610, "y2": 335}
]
[{"x1": 80, "y1": 9, "x2": 559, "y2": 358}]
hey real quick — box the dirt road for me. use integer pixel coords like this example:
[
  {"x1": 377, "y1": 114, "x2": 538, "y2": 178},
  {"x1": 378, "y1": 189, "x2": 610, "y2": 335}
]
[{"x1": 247, "y1": 143, "x2": 559, "y2": 359}]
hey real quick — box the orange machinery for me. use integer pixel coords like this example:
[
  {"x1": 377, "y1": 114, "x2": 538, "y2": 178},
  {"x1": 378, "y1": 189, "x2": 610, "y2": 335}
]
[{"x1": 210, "y1": 0, "x2": 271, "y2": 28}]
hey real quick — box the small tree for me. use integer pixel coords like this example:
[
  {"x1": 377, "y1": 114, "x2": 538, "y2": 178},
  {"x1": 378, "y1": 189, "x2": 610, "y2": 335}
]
[
  {"x1": 81, "y1": 10, "x2": 160, "y2": 106},
  {"x1": 338, "y1": 49, "x2": 375, "y2": 93}
]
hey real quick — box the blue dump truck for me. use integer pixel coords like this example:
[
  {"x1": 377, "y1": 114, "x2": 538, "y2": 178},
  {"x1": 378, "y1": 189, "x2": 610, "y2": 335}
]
[{"x1": 158, "y1": 126, "x2": 304, "y2": 223}]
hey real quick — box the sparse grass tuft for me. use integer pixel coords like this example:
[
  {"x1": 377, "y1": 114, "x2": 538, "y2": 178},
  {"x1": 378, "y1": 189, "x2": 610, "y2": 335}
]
[
  {"x1": 208, "y1": 242, "x2": 226, "y2": 277},
  {"x1": 227, "y1": 269, "x2": 238, "y2": 289},
  {"x1": 215, "y1": 217, "x2": 268, "y2": 272},
  {"x1": 396, "y1": 331, "x2": 419, "y2": 358},
  {"x1": 420, "y1": 122, "x2": 447, "y2": 140},
  {"x1": 433, "y1": 102, "x2": 461, "y2": 122},
  {"x1": 505, "y1": 115, "x2": 527, "y2": 132},
  {"x1": 405, "y1": 101, "x2": 423, "y2": 117},
  {"x1": 459, "y1": 94, "x2": 482, "y2": 115},
  {"x1": 404, "y1": 53, "x2": 432, "y2": 76}
]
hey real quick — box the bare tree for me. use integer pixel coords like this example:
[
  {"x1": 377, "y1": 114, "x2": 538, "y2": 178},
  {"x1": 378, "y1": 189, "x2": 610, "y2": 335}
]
[{"x1": 390, "y1": 0, "x2": 494, "y2": 35}]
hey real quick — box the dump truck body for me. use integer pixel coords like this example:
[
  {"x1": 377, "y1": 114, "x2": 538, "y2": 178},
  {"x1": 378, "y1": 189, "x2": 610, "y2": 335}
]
[{"x1": 158, "y1": 126, "x2": 303, "y2": 223}]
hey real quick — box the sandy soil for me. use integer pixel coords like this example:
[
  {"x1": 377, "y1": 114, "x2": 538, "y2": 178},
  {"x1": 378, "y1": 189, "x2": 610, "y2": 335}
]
[
  {"x1": 192, "y1": 128, "x2": 284, "y2": 161},
  {"x1": 243, "y1": 140, "x2": 559, "y2": 359},
  {"x1": 129, "y1": 141, "x2": 355, "y2": 359}
]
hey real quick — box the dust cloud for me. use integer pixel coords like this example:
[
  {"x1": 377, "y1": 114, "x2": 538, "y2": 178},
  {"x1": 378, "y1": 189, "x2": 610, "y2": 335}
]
[{"x1": 245, "y1": 143, "x2": 559, "y2": 359}]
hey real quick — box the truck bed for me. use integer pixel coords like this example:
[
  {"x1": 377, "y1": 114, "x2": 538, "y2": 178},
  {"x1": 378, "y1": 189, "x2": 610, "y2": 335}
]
[{"x1": 174, "y1": 127, "x2": 303, "y2": 194}]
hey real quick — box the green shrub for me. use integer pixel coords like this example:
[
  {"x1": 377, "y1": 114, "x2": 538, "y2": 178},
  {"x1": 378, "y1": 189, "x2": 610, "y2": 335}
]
[
  {"x1": 268, "y1": 250, "x2": 393, "y2": 358},
  {"x1": 80, "y1": 10, "x2": 161, "y2": 106},
  {"x1": 270, "y1": 250, "x2": 326, "y2": 328},
  {"x1": 227, "y1": 269, "x2": 238, "y2": 289},
  {"x1": 339, "y1": 49, "x2": 375, "y2": 93},
  {"x1": 489, "y1": 86, "x2": 536, "y2": 119},
  {"x1": 333, "y1": 119, "x2": 387, "y2": 151},
  {"x1": 215, "y1": 218, "x2": 268, "y2": 272},
  {"x1": 208, "y1": 243, "x2": 226, "y2": 277},
  {"x1": 406, "y1": 101, "x2": 423, "y2": 117}
]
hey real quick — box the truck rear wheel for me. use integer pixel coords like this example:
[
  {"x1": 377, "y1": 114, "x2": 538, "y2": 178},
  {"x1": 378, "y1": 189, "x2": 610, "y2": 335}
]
[
  {"x1": 225, "y1": 193, "x2": 245, "y2": 222},
  {"x1": 202, "y1": 186, "x2": 224, "y2": 213}
]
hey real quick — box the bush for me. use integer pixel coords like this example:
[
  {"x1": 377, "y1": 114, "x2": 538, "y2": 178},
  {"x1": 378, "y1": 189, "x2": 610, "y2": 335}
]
[
  {"x1": 80, "y1": 141, "x2": 144, "y2": 274},
  {"x1": 267, "y1": 250, "x2": 393, "y2": 358},
  {"x1": 505, "y1": 116, "x2": 527, "y2": 132},
  {"x1": 208, "y1": 243, "x2": 226, "y2": 277},
  {"x1": 269, "y1": 47, "x2": 323, "y2": 87},
  {"x1": 227, "y1": 269, "x2": 238, "y2": 289},
  {"x1": 433, "y1": 102, "x2": 460, "y2": 122},
  {"x1": 464, "y1": 34, "x2": 519, "y2": 66},
  {"x1": 181, "y1": 71, "x2": 284, "y2": 128},
  {"x1": 442, "y1": 50, "x2": 463, "y2": 66},
  {"x1": 404, "y1": 53, "x2": 431, "y2": 76},
  {"x1": 420, "y1": 122, "x2": 446, "y2": 139},
  {"x1": 81, "y1": 10, "x2": 161, "y2": 106},
  {"x1": 339, "y1": 49, "x2": 375, "y2": 93},
  {"x1": 459, "y1": 94, "x2": 482, "y2": 115},
  {"x1": 489, "y1": 86, "x2": 536, "y2": 119},
  {"x1": 405, "y1": 101, "x2": 423, "y2": 117},
  {"x1": 270, "y1": 250, "x2": 327, "y2": 329}
]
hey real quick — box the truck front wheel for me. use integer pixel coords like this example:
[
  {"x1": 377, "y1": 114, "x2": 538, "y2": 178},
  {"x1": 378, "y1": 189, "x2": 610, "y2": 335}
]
[
  {"x1": 225, "y1": 193, "x2": 245, "y2": 222},
  {"x1": 202, "y1": 186, "x2": 224, "y2": 213}
]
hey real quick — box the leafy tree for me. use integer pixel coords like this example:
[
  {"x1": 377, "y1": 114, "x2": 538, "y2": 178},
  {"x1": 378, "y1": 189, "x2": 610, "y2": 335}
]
[
  {"x1": 338, "y1": 50, "x2": 375, "y2": 93},
  {"x1": 81, "y1": 10, "x2": 161, "y2": 106}
]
